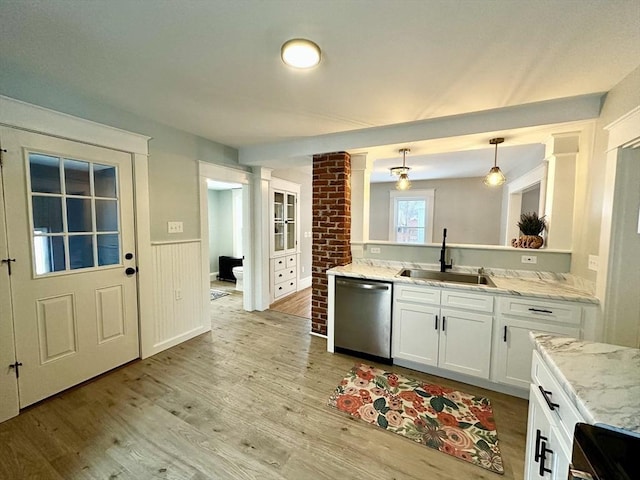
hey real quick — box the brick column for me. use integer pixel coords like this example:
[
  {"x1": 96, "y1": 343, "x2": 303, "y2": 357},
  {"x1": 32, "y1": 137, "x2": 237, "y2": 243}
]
[{"x1": 312, "y1": 152, "x2": 352, "y2": 335}]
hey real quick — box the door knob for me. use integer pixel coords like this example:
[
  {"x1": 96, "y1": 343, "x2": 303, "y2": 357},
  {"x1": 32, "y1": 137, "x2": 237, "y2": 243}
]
[
  {"x1": 125, "y1": 267, "x2": 137, "y2": 276},
  {"x1": 125, "y1": 252, "x2": 134, "y2": 260}
]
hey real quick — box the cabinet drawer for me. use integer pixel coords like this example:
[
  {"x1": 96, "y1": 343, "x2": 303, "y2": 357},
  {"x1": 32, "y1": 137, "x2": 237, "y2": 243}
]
[
  {"x1": 274, "y1": 267, "x2": 296, "y2": 283},
  {"x1": 441, "y1": 289, "x2": 494, "y2": 313},
  {"x1": 499, "y1": 296, "x2": 582, "y2": 325},
  {"x1": 394, "y1": 284, "x2": 440, "y2": 305},
  {"x1": 531, "y1": 350, "x2": 584, "y2": 446},
  {"x1": 285, "y1": 255, "x2": 297, "y2": 268},
  {"x1": 273, "y1": 257, "x2": 286, "y2": 272},
  {"x1": 274, "y1": 278, "x2": 297, "y2": 299}
]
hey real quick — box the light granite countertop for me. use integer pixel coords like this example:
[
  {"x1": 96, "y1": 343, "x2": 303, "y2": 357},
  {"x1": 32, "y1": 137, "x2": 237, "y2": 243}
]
[
  {"x1": 531, "y1": 333, "x2": 640, "y2": 437},
  {"x1": 327, "y1": 260, "x2": 599, "y2": 304}
]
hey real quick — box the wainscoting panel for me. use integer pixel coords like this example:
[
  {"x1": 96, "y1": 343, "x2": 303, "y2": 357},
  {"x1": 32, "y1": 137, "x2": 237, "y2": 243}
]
[{"x1": 150, "y1": 240, "x2": 208, "y2": 355}]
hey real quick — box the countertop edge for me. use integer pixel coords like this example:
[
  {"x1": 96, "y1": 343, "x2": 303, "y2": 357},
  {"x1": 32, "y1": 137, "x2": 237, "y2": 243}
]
[
  {"x1": 530, "y1": 333, "x2": 640, "y2": 437},
  {"x1": 327, "y1": 265, "x2": 599, "y2": 305}
]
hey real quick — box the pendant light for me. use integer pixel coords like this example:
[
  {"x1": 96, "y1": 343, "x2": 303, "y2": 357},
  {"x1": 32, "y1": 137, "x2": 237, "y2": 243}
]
[
  {"x1": 484, "y1": 137, "x2": 506, "y2": 186},
  {"x1": 390, "y1": 148, "x2": 411, "y2": 190}
]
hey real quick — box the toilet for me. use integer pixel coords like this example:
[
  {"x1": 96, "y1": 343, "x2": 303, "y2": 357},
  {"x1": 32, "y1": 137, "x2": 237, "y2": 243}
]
[{"x1": 232, "y1": 266, "x2": 244, "y2": 292}]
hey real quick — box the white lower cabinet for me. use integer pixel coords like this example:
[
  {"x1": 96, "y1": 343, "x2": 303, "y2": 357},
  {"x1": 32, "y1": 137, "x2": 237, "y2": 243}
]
[
  {"x1": 493, "y1": 297, "x2": 582, "y2": 390},
  {"x1": 391, "y1": 281, "x2": 594, "y2": 397},
  {"x1": 525, "y1": 351, "x2": 582, "y2": 480},
  {"x1": 393, "y1": 284, "x2": 493, "y2": 379},
  {"x1": 525, "y1": 384, "x2": 571, "y2": 480}
]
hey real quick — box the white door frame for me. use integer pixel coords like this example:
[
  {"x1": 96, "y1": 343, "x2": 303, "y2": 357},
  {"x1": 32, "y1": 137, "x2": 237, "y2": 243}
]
[
  {"x1": 199, "y1": 162, "x2": 253, "y2": 311},
  {"x1": 0, "y1": 95, "x2": 152, "y2": 422},
  {"x1": 598, "y1": 105, "x2": 640, "y2": 345}
]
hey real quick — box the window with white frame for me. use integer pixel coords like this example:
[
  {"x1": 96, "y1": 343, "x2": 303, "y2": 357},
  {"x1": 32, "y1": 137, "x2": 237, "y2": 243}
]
[{"x1": 389, "y1": 189, "x2": 435, "y2": 244}]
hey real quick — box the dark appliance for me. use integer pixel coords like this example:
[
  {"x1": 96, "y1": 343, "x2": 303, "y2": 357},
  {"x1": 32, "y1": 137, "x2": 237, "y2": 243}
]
[
  {"x1": 217, "y1": 256, "x2": 242, "y2": 282},
  {"x1": 569, "y1": 423, "x2": 640, "y2": 480}
]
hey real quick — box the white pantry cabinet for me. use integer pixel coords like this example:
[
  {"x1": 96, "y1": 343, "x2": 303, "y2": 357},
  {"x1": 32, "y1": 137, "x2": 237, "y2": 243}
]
[
  {"x1": 269, "y1": 178, "x2": 300, "y2": 302},
  {"x1": 393, "y1": 284, "x2": 494, "y2": 379}
]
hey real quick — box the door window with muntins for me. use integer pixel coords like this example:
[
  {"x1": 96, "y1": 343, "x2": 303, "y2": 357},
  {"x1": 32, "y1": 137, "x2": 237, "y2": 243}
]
[{"x1": 28, "y1": 152, "x2": 121, "y2": 275}]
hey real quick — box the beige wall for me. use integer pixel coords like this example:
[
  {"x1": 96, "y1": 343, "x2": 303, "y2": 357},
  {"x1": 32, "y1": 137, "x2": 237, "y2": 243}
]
[
  {"x1": 369, "y1": 177, "x2": 504, "y2": 245},
  {"x1": 572, "y1": 66, "x2": 640, "y2": 281}
]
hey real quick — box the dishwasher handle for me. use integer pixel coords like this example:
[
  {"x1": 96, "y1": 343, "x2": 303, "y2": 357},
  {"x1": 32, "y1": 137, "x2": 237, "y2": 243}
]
[{"x1": 336, "y1": 279, "x2": 390, "y2": 291}]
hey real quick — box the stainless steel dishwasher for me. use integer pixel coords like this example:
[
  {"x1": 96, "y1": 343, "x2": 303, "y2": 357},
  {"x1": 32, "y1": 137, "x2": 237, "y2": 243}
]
[{"x1": 334, "y1": 276, "x2": 393, "y2": 362}]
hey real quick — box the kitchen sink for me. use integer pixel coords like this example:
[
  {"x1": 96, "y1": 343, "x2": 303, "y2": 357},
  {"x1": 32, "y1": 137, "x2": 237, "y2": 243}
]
[{"x1": 398, "y1": 269, "x2": 496, "y2": 287}]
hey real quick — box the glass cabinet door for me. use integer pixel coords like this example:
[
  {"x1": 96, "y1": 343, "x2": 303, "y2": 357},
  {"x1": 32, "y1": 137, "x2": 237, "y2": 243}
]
[
  {"x1": 273, "y1": 191, "x2": 285, "y2": 252},
  {"x1": 286, "y1": 193, "x2": 296, "y2": 250}
]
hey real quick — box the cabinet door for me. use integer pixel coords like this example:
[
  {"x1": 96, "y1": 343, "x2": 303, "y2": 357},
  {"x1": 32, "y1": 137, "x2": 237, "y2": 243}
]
[
  {"x1": 273, "y1": 191, "x2": 285, "y2": 254},
  {"x1": 495, "y1": 319, "x2": 580, "y2": 389},
  {"x1": 525, "y1": 385, "x2": 565, "y2": 480},
  {"x1": 285, "y1": 193, "x2": 296, "y2": 251},
  {"x1": 392, "y1": 302, "x2": 439, "y2": 366},
  {"x1": 438, "y1": 308, "x2": 493, "y2": 379}
]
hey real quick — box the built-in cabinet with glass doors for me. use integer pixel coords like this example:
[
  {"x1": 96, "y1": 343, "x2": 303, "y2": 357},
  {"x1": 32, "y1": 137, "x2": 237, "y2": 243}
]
[{"x1": 270, "y1": 181, "x2": 300, "y2": 302}]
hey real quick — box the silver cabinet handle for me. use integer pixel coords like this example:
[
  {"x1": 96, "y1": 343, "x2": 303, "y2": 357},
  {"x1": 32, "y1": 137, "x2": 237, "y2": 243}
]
[{"x1": 336, "y1": 279, "x2": 390, "y2": 291}]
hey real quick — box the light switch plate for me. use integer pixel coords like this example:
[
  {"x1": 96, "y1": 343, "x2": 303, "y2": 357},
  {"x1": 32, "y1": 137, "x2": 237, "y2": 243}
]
[
  {"x1": 168, "y1": 221, "x2": 183, "y2": 234},
  {"x1": 588, "y1": 255, "x2": 599, "y2": 271},
  {"x1": 521, "y1": 255, "x2": 537, "y2": 264}
]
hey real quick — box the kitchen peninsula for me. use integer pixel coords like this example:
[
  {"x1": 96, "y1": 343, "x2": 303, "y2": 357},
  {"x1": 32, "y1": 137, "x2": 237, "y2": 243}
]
[
  {"x1": 326, "y1": 260, "x2": 600, "y2": 398},
  {"x1": 525, "y1": 334, "x2": 640, "y2": 479}
]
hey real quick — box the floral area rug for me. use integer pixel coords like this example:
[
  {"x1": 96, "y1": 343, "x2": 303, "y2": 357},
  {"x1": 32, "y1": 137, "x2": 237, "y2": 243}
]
[
  {"x1": 210, "y1": 289, "x2": 229, "y2": 301},
  {"x1": 328, "y1": 364, "x2": 504, "y2": 475}
]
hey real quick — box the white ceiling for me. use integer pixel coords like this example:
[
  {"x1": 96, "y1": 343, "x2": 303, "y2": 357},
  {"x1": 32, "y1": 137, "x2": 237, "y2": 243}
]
[{"x1": 1, "y1": 1, "x2": 639, "y2": 177}]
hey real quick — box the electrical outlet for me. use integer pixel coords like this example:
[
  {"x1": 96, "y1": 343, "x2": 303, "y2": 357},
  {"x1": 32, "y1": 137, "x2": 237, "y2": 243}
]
[
  {"x1": 521, "y1": 255, "x2": 537, "y2": 264},
  {"x1": 167, "y1": 221, "x2": 183, "y2": 233},
  {"x1": 588, "y1": 255, "x2": 599, "y2": 272},
  {"x1": 174, "y1": 289, "x2": 182, "y2": 300},
  {"x1": 301, "y1": 266, "x2": 305, "y2": 273},
  {"x1": 370, "y1": 247, "x2": 381, "y2": 254}
]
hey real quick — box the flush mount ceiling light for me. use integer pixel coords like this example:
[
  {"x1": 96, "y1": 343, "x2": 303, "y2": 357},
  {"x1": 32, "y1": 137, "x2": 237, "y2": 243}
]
[
  {"x1": 391, "y1": 148, "x2": 411, "y2": 190},
  {"x1": 484, "y1": 137, "x2": 506, "y2": 187},
  {"x1": 281, "y1": 38, "x2": 321, "y2": 69}
]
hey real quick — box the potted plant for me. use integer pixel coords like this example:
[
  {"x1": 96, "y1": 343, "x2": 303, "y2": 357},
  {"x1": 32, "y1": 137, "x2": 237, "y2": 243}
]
[{"x1": 512, "y1": 212, "x2": 546, "y2": 249}]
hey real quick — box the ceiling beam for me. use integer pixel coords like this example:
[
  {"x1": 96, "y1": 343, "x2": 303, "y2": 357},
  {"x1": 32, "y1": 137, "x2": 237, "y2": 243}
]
[{"x1": 238, "y1": 93, "x2": 604, "y2": 166}]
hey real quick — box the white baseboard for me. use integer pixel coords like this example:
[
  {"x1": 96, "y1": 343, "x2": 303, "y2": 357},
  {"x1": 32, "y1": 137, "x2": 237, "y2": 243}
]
[
  {"x1": 210, "y1": 272, "x2": 219, "y2": 281},
  {"x1": 298, "y1": 276, "x2": 312, "y2": 290},
  {"x1": 309, "y1": 331, "x2": 327, "y2": 339}
]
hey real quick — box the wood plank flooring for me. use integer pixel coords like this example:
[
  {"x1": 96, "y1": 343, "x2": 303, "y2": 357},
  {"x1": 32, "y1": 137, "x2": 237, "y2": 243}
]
[
  {"x1": 0, "y1": 291, "x2": 528, "y2": 479},
  {"x1": 269, "y1": 287, "x2": 311, "y2": 319}
]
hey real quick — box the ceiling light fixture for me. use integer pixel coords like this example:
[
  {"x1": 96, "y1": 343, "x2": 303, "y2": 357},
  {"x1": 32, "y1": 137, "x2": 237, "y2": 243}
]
[
  {"x1": 484, "y1": 137, "x2": 506, "y2": 186},
  {"x1": 281, "y1": 38, "x2": 321, "y2": 69},
  {"x1": 391, "y1": 148, "x2": 411, "y2": 190}
]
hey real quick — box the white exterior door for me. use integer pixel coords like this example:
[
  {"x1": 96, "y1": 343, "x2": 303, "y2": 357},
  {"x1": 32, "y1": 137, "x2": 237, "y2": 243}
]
[{"x1": 0, "y1": 127, "x2": 139, "y2": 408}]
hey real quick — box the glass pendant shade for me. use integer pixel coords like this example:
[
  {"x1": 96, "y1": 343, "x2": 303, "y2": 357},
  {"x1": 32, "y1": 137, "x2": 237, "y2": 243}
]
[
  {"x1": 392, "y1": 148, "x2": 411, "y2": 190},
  {"x1": 396, "y1": 173, "x2": 411, "y2": 190},
  {"x1": 484, "y1": 137, "x2": 506, "y2": 187},
  {"x1": 484, "y1": 166, "x2": 506, "y2": 186}
]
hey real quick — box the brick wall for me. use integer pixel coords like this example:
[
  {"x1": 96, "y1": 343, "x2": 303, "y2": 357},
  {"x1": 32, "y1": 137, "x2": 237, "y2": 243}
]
[{"x1": 311, "y1": 152, "x2": 352, "y2": 335}]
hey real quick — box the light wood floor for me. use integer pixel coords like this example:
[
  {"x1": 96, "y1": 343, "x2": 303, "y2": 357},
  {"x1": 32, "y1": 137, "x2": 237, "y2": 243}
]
[
  {"x1": 0, "y1": 291, "x2": 528, "y2": 479},
  {"x1": 269, "y1": 287, "x2": 311, "y2": 319}
]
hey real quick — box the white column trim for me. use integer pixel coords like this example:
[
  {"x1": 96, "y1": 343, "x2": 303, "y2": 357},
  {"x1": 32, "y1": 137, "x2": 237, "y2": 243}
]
[{"x1": 597, "y1": 105, "x2": 640, "y2": 344}]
